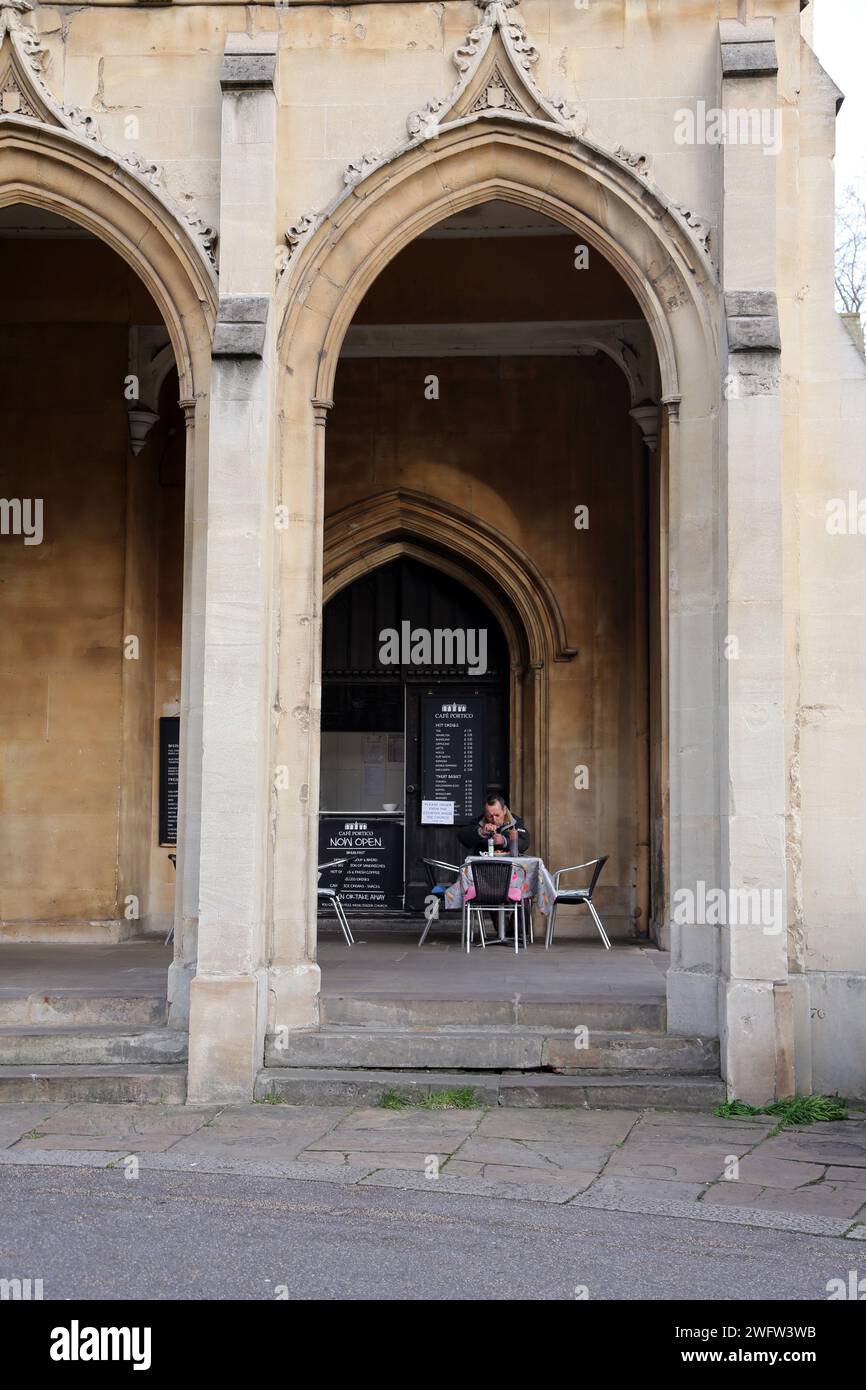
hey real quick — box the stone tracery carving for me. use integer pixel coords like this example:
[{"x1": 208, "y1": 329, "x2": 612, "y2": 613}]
[
  {"x1": 405, "y1": 0, "x2": 582, "y2": 144},
  {"x1": 283, "y1": 0, "x2": 715, "y2": 287},
  {"x1": 671, "y1": 202, "x2": 712, "y2": 254},
  {"x1": 0, "y1": 1, "x2": 218, "y2": 274},
  {"x1": 276, "y1": 212, "x2": 317, "y2": 282}
]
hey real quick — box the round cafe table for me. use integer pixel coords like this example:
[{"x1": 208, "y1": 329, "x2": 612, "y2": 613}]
[{"x1": 443, "y1": 855, "x2": 557, "y2": 943}]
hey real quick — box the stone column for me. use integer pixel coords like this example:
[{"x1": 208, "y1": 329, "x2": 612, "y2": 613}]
[
  {"x1": 717, "y1": 20, "x2": 792, "y2": 1103},
  {"x1": 167, "y1": 395, "x2": 206, "y2": 1024},
  {"x1": 267, "y1": 386, "x2": 327, "y2": 1038},
  {"x1": 187, "y1": 36, "x2": 278, "y2": 1103}
]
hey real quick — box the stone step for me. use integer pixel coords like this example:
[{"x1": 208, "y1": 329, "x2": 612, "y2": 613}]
[
  {"x1": 0, "y1": 992, "x2": 167, "y2": 1027},
  {"x1": 255, "y1": 1068, "x2": 727, "y2": 1110},
  {"x1": 320, "y1": 994, "x2": 666, "y2": 1032},
  {"x1": 0, "y1": 1026, "x2": 187, "y2": 1066},
  {"x1": 265, "y1": 1026, "x2": 718, "y2": 1073},
  {"x1": 0, "y1": 1065, "x2": 187, "y2": 1104}
]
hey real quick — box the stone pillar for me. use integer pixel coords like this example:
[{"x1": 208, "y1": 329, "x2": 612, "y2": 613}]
[
  {"x1": 187, "y1": 36, "x2": 278, "y2": 1103},
  {"x1": 267, "y1": 383, "x2": 326, "y2": 1039},
  {"x1": 167, "y1": 395, "x2": 206, "y2": 1024},
  {"x1": 717, "y1": 20, "x2": 792, "y2": 1103}
]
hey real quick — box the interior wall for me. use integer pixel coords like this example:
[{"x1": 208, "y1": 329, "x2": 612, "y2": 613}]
[
  {"x1": 0, "y1": 234, "x2": 175, "y2": 939},
  {"x1": 326, "y1": 351, "x2": 646, "y2": 937}
]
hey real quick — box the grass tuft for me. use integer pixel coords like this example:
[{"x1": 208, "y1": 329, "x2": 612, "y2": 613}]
[
  {"x1": 379, "y1": 1087, "x2": 479, "y2": 1111},
  {"x1": 714, "y1": 1094, "x2": 848, "y2": 1127}
]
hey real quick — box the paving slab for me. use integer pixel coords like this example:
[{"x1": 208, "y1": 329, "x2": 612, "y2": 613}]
[
  {"x1": 303, "y1": 1127, "x2": 472, "y2": 1154},
  {"x1": 28, "y1": 1103, "x2": 215, "y2": 1136},
  {"x1": 302, "y1": 1149, "x2": 449, "y2": 1171},
  {"x1": 0, "y1": 1104, "x2": 68, "y2": 1148},
  {"x1": 702, "y1": 1181, "x2": 866, "y2": 1218},
  {"x1": 11, "y1": 1132, "x2": 186, "y2": 1153},
  {"x1": 756, "y1": 1130, "x2": 866, "y2": 1166},
  {"x1": 170, "y1": 1107, "x2": 353, "y2": 1160},
  {"x1": 586, "y1": 1174, "x2": 710, "y2": 1201},
  {"x1": 475, "y1": 1106, "x2": 637, "y2": 1142},
  {"x1": 736, "y1": 1155, "x2": 827, "y2": 1189},
  {"x1": 468, "y1": 1163, "x2": 598, "y2": 1187},
  {"x1": 360, "y1": 1167, "x2": 582, "y2": 1203},
  {"x1": 330, "y1": 1106, "x2": 481, "y2": 1135},
  {"x1": 451, "y1": 1135, "x2": 600, "y2": 1174},
  {"x1": 605, "y1": 1147, "x2": 727, "y2": 1183}
]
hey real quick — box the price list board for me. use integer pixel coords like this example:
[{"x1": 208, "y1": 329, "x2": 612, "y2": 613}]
[
  {"x1": 159, "y1": 716, "x2": 180, "y2": 846},
  {"x1": 421, "y1": 696, "x2": 485, "y2": 823}
]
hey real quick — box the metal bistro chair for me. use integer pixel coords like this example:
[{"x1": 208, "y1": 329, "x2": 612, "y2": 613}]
[
  {"x1": 419, "y1": 858, "x2": 461, "y2": 946},
  {"x1": 317, "y1": 857, "x2": 355, "y2": 945},
  {"x1": 465, "y1": 858, "x2": 526, "y2": 954},
  {"x1": 545, "y1": 855, "x2": 610, "y2": 949}
]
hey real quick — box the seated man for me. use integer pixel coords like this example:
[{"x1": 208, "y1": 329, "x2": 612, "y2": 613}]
[{"x1": 458, "y1": 794, "x2": 530, "y2": 857}]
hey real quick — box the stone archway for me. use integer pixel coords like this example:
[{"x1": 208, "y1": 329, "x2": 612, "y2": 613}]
[
  {"x1": 266, "y1": 116, "x2": 721, "y2": 1056},
  {"x1": 0, "y1": 116, "x2": 217, "y2": 1023},
  {"x1": 322, "y1": 487, "x2": 580, "y2": 861}
]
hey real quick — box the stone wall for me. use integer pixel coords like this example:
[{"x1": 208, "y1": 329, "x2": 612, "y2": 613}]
[{"x1": 0, "y1": 235, "x2": 176, "y2": 939}]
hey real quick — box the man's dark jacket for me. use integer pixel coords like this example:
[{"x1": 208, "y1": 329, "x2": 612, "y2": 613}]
[{"x1": 457, "y1": 814, "x2": 530, "y2": 857}]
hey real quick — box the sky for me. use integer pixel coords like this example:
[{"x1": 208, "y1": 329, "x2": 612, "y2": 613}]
[{"x1": 812, "y1": 0, "x2": 866, "y2": 199}]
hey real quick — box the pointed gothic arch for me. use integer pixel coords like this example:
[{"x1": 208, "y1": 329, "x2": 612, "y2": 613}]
[{"x1": 0, "y1": 93, "x2": 217, "y2": 986}]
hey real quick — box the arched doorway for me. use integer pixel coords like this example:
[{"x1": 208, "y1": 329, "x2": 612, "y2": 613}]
[
  {"x1": 320, "y1": 557, "x2": 512, "y2": 915},
  {"x1": 0, "y1": 115, "x2": 215, "y2": 1051},
  {"x1": 265, "y1": 114, "x2": 719, "y2": 1073},
  {"x1": 317, "y1": 195, "x2": 657, "y2": 945}
]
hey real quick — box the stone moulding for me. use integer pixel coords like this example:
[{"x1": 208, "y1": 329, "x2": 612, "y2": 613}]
[
  {"x1": 0, "y1": 0, "x2": 219, "y2": 271},
  {"x1": 323, "y1": 488, "x2": 578, "y2": 665}
]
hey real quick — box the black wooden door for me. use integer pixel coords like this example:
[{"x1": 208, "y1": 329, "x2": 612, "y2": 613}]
[{"x1": 403, "y1": 680, "x2": 508, "y2": 911}]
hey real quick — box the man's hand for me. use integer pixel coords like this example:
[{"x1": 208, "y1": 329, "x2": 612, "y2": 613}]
[{"x1": 493, "y1": 833, "x2": 506, "y2": 847}]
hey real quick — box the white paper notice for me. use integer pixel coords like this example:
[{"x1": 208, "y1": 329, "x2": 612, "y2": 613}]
[{"x1": 422, "y1": 800, "x2": 454, "y2": 825}]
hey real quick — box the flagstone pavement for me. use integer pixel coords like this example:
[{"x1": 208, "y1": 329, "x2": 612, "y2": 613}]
[{"x1": 2, "y1": 1099, "x2": 866, "y2": 1238}]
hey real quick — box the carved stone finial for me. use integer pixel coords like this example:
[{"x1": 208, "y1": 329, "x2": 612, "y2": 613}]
[
  {"x1": 612, "y1": 145, "x2": 651, "y2": 179},
  {"x1": 276, "y1": 212, "x2": 317, "y2": 281},
  {"x1": 404, "y1": 0, "x2": 580, "y2": 147},
  {"x1": 184, "y1": 213, "x2": 218, "y2": 267},
  {"x1": 344, "y1": 150, "x2": 384, "y2": 187}
]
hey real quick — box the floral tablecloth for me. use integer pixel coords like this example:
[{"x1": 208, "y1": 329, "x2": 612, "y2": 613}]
[{"x1": 443, "y1": 856, "x2": 557, "y2": 915}]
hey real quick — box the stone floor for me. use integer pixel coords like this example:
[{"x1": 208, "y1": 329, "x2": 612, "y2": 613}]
[
  {"x1": 1, "y1": 1100, "x2": 865, "y2": 1235},
  {"x1": 0, "y1": 934, "x2": 669, "y2": 1010},
  {"x1": 318, "y1": 930, "x2": 668, "y2": 1003}
]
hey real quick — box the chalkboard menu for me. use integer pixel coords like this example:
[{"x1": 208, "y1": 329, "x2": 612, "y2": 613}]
[
  {"x1": 159, "y1": 716, "x2": 180, "y2": 846},
  {"x1": 318, "y1": 818, "x2": 404, "y2": 911},
  {"x1": 421, "y1": 696, "x2": 485, "y2": 823}
]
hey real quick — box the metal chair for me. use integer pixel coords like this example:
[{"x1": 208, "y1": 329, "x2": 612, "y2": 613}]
[
  {"x1": 465, "y1": 858, "x2": 525, "y2": 954},
  {"x1": 164, "y1": 853, "x2": 177, "y2": 946},
  {"x1": 419, "y1": 858, "x2": 460, "y2": 946},
  {"x1": 317, "y1": 858, "x2": 354, "y2": 945},
  {"x1": 545, "y1": 856, "x2": 610, "y2": 949}
]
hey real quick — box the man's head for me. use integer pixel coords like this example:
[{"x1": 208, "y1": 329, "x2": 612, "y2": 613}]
[{"x1": 483, "y1": 796, "x2": 506, "y2": 827}]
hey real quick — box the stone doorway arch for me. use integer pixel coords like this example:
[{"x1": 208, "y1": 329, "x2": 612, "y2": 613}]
[
  {"x1": 322, "y1": 487, "x2": 579, "y2": 863},
  {"x1": 266, "y1": 115, "x2": 721, "y2": 1052},
  {"x1": 0, "y1": 114, "x2": 217, "y2": 1022}
]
